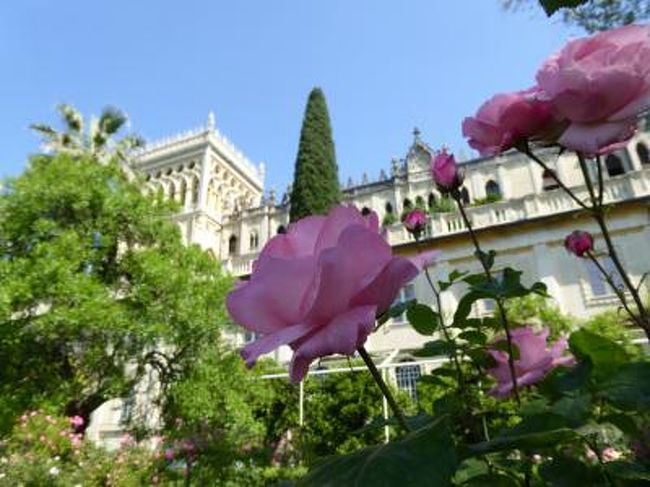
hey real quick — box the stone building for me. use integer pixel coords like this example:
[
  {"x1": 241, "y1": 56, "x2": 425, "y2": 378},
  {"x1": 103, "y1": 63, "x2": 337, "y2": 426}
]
[{"x1": 87, "y1": 114, "x2": 650, "y2": 443}]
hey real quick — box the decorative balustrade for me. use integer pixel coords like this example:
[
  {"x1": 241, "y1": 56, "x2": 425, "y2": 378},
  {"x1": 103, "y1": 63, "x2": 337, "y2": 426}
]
[{"x1": 223, "y1": 168, "x2": 650, "y2": 277}]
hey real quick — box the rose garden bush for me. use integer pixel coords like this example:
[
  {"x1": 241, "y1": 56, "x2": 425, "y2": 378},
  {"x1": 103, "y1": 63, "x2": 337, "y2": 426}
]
[{"x1": 228, "y1": 24, "x2": 650, "y2": 485}]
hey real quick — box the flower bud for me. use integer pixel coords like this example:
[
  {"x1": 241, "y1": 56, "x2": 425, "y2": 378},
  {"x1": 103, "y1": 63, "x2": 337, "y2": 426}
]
[
  {"x1": 564, "y1": 230, "x2": 593, "y2": 257},
  {"x1": 402, "y1": 208, "x2": 428, "y2": 237},
  {"x1": 431, "y1": 150, "x2": 464, "y2": 193}
]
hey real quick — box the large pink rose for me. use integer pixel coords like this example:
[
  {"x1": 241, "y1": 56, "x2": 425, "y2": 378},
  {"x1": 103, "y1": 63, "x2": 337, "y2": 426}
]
[
  {"x1": 227, "y1": 205, "x2": 428, "y2": 382},
  {"x1": 462, "y1": 87, "x2": 555, "y2": 157},
  {"x1": 487, "y1": 326, "x2": 575, "y2": 397},
  {"x1": 536, "y1": 24, "x2": 650, "y2": 155}
]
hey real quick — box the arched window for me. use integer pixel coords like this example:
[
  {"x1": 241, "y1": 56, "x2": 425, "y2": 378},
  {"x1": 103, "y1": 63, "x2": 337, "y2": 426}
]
[
  {"x1": 542, "y1": 169, "x2": 559, "y2": 191},
  {"x1": 637, "y1": 142, "x2": 650, "y2": 166},
  {"x1": 605, "y1": 154, "x2": 625, "y2": 177},
  {"x1": 361, "y1": 206, "x2": 372, "y2": 216},
  {"x1": 395, "y1": 361, "x2": 421, "y2": 400},
  {"x1": 277, "y1": 225, "x2": 287, "y2": 235},
  {"x1": 168, "y1": 181, "x2": 176, "y2": 200},
  {"x1": 403, "y1": 198, "x2": 413, "y2": 210},
  {"x1": 179, "y1": 179, "x2": 187, "y2": 206},
  {"x1": 228, "y1": 235, "x2": 238, "y2": 255},
  {"x1": 428, "y1": 192, "x2": 437, "y2": 209},
  {"x1": 415, "y1": 195, "x2": 425, "y2": 208},
  {"x1": 191, "y1": 176, "x2": 200, "y2": 206},
  {"x1": 460, "y1": 187, "x2": 470, "y2": 205},
  {"x1": 249, "y1": 232, "x2": 259, "y2": 250},
  {"x1": 485, "y1": 180, "x2": 501, "y2": 198},
  {"x1": 385, "y1": 202, "x2": 394, "y2": 214}
]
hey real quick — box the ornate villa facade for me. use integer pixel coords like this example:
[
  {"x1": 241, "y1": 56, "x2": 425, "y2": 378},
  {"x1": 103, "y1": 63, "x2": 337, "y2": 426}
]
[{"x1": 87, "y1": 114, "x2": 650, "y2": 445}]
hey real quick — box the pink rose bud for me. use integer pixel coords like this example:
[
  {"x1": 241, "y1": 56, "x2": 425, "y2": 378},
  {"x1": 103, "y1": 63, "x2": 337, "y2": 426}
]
[
  {"x1": 69, "y1": 415, "x2": 84, "y2": 429},
  {"x1": 487, "y1": 326, "x2": 575, "y2": 397},
  {"x1": 602, "y1": 447, "x2": 622, "y2": 463},
  {"x1": 564, "y1": 230, "x2": 594, "y2": 257},
  {"x1": 431, "y1": 150, "x2": 463, "y2": 193},
  {"x1": 402, "y1": 208, "x2": 428, "y2": 237},
  {"x1": 164, "y1": 448, "x2": 175, "y2": 461}
]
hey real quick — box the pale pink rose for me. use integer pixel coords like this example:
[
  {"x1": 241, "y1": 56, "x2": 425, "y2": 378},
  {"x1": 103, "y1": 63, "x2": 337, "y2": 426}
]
[
  {"x1": 462, "y1": 87, "x2": 555, "y2": 156},
  {"x1": 69, "y1": 415, "x2": 84, "y2": 429},
  {"x1": 431, "y1": 150, "x2": 464, "y2": 192},
  {"x1": 487, "y1": 326, "x2": 575, "y2": 397},
  {"x1": 564, "y1": 230, "x2": 594, "y2": 257},
  {"x1": 402, "y1": 208, "x2": 428, "y2": 236},
  {"x1": 536, "y1": 24, "x2": 650, "y2": 155},
  {"x1": 602, "y1": 447, "x2": 622, "y2": 462},
  {"x1": 227, "y1": 205, "x2": 427, "y2": 382}
]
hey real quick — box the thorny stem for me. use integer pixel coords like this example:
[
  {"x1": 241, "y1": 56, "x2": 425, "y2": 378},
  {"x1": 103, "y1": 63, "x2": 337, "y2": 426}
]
[
  {"x1": 453, "y1": 195, "x2": 521, "y2": 406},
  {"x1": 518, "y1": 145, "x2": 590, "y2": 210},
  {"x1": 414, "y1": 238, "x2": 466, "y2": 392},
  {"x1": 586, "y1": 251, "x2": 642, "y2": 328},
  {"x1": 357, "y1": 346, "x2": 411, "y2": 433},
  {"x1": 576, "y1": 153, "x2": 650, "y2": 340}
]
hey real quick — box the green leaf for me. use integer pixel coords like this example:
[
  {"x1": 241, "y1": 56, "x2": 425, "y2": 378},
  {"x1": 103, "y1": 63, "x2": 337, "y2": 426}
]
[
  {"x1": 539, "y1": 360, "x2": 592, "y2": 397},
  {"x1": 407, "y1": 304, "x2": 440, "y2": 335},
  {"x1": 569, "y1": 329, "x2": 628, "y2": 381},
  {"x1": 458, "y1": 330, "x2": 487, "y2": 345},
  {"x1": 469, "y1": 413, "x2": 573, "y2": 454},
  {"x1": 299, "y1": 416, "x2": 457, "y2": 487},
  {"x1": 606, "y1": 461, "x2": 650, "y2": 482},
  {"x1": 550, "y1": 393, "x2": 591, "y2": 427},
  {"x1": 414, "y1": 340, "x2": 455, "y2": 357},
  {"x1": 539, "y1": 0, "x2": 589, "y2": 17},
  {"x1": 600, "y1": 362, "x2": 650, "y2": 410},
  {"x1": 539, "y1": 455, "x2": 602, "y2": 486},
  {"x1": 465, "y1": 348, "x2": 497, "y2": 369},
  {"x1": 453, "y1": 290, "x2": 491, "y2": 326},
  {"x1": 463, "y1": 474, "x2": 520, "y2": 487},
  {"x1": 474, "y1": 249, "x2": 496, "y2": 271}
]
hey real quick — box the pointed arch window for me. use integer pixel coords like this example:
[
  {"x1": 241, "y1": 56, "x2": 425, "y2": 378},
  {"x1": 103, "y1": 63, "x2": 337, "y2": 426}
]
[
  {"x1": 542, "y1": 169, "x2": 559, "y2": 191},
  {"x1": 179, "y1": 179, "x2": 187, "y2": 206},
  {"x1": 605, "y1": 154, "x2": 625, "y2": 177},
  {"x1": 168, "y1": 181, "x2": 176, "y2": 200},
  {"x1": 228, "y1": 235, "x2": 238, "y2": 256},
  {"x1": 485, "y1": 180, "x2": 501, "y2": 198},
  {"x1": 249, "y1": 232, "x2": 259, "y2": 250},
  {"x1": 385, "y1": 202, "x2": 394, "y2": 214},
  {"x1": 636, "y1": 142, "x2": 649, "y2": 166},
  {"x1": 191, "y1": 176, "x2": 200, "y2": 206},
  {"x1": 460, "y1": 187, "x2": 470, "y2": 205}
]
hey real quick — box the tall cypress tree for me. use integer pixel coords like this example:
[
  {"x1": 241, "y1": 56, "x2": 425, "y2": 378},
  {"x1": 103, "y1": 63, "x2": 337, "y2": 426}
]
[{"x1": 289, "y1": 87, "x2": 341, "y2": 222}]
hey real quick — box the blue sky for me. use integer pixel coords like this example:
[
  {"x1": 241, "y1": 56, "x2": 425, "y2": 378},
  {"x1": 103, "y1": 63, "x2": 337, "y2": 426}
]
[{"x1": 0, "y1": 1, "x2": 578, "y2": 193}]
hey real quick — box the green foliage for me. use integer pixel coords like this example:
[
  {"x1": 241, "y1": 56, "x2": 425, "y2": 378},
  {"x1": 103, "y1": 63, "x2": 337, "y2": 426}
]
[
  {"x1": 428, "y1": 195, "x2": 455, "y2": 214},
  {"x1": 470, "y1": 193, "x2": 503, "y2": 207},
  {"x1": 298, "y1": 416, "x2": 457, "y2": 487},
  {"x1": 381, "y1": 212, "x2": 397, "y2": 227},
  {"x1": 505, "y1": 294, "x2": 574, "y2": 338},
  {"x1": 289, "y1": 88, "x2": 341, "y2": 222},
  {"x1": 0, "y1": 153, "x2": 232, "y2": 433},
  {"x1": 503, "y1": 0, "x2": 650, "y2": 33}
]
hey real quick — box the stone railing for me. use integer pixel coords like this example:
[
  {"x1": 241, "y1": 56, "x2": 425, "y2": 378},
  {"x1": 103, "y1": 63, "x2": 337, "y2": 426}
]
[
  {"x1": 224, "y1": 168, "x2": 650, "y2": 276},
  {"x1": 386, "y1": 168, "x2": 650, "y2": 245}
]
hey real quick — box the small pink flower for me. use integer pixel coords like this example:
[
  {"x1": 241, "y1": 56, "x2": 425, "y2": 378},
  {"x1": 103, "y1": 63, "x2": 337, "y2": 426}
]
[
  {"x1": 462, "y1": 87, "x2": 555, "y2": 156},
  {"x1": 164, "y1": 448, "x2": 175, "y2": 461},
  {"x1": 69, "y1": 415, "x2": 84, "y2": 429},
  {"x1": 39, "y1": 435, "x2": 47, "y2": 443},
  {"x1": 402, "y1": 208, "x2": 428, "y2": 237},
  {"x1": 487, "y1": 326, "x2": 575, "y2": 397},
  {"x1": 564, "y1": 230, "x2": 594, "y2": 257},
  {"x1": 431, "y1": 150, "x2": 463, "y2": 192},
  {"x1": 602, "y1": 447, "x2": 622, "y2": 462},
  {"x1": 536, "y1": 24, "x2": 650, "y2": 155}
]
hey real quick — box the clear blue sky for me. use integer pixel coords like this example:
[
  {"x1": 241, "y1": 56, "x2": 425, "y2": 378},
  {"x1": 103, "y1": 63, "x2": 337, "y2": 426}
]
[{"x1": 0, "y1": 1, "x2": 578, "y2": 193}]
